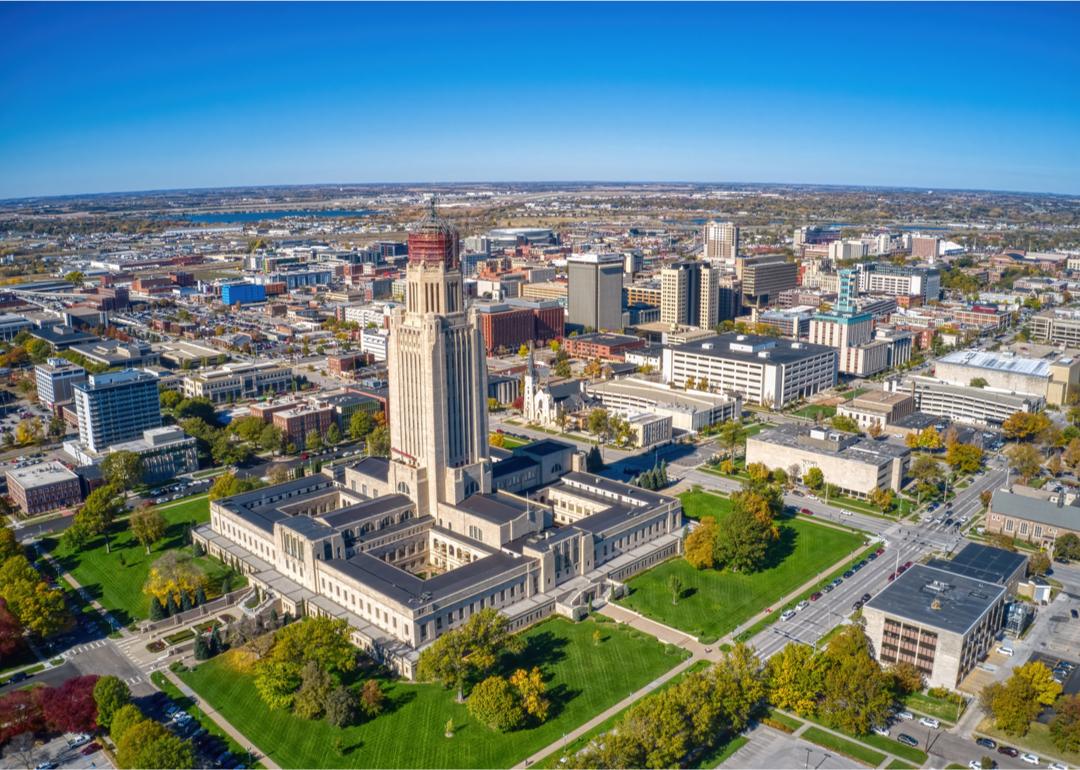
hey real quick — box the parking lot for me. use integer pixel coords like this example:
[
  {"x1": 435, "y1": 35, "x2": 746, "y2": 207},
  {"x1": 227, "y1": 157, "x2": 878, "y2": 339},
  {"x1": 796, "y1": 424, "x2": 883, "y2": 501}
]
[
  {"x1": 141, "y1": 688, "x2": 252, "y2": 769},
  {"x1": 720, "y1": 725, "x2": 863, "y2": 770},
  {"x1": 9, "y1": 731, "x2": 106, "y2": 770}
]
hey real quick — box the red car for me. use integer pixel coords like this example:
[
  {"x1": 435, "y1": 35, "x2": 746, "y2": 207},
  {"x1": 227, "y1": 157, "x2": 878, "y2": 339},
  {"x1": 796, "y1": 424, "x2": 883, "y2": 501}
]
[
  {"x1": 875, "y1": 547, "x2": 885, "y2": 556},
  {"x1": 903, "y1": 560, "x2": 913, "y2": 569},
  {"x1": 897, "y1": 565, "x2": 907, "y2": 575},
  {"x1": 810, "y1": 592, "x2": 822, "y2": 602},
  {"x1": 81, "y1": 743, "x2": 101, "y2": 756},
  {"x1": 888, "y1": 572, "x2": 896, "y2": 581},
  {"x1": 801, "y1": 508, "x2": 813, "y2": 515}
]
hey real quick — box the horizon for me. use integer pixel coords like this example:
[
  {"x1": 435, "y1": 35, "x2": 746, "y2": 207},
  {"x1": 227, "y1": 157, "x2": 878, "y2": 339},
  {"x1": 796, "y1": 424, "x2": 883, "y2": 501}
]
[{"x1": 2, "y1": 2, "x2": 1079, "y2": 198}]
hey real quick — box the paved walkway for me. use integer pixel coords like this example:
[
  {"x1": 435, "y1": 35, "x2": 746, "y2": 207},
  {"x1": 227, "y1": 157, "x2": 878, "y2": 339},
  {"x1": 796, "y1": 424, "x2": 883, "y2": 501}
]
[
  {"x1": 784, "y1": 712, "x2": 907, "y2": 769},
  {"x1": 164, "y1": 669, "x2": 281, "y2": 770}
]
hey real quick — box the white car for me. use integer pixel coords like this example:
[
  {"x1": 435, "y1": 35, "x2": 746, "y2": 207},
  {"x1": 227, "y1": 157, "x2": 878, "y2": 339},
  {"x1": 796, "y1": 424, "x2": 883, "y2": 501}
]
[
  {"x1": 67, "y1": 734, "x2": 92, "y2": 748},
  {"x1": 1020, "y1": 754, "x2": 1039, "y2": 765},
  {"x1": 780, "y1": 610, "x2": 796, "y2": 621},
  {"x1": 969, "y1": 762, "x2": 985, "y2": 770},
  {"x1": 872, "y1": 725, "x2": 890, "y2": 737},
  {"x1": 896, "y1": 710, "x2": 914, "y2": 720},
  {"x1": 1046, "y1": 763, "x2": 1066, "y2": 770},
  {"x1": 796, "y1": 600, "x2": 809, "y2": 611},
  {"x1": 919, "y1": 716, "x2": 940, "y2": 729},
  {"x1": 997, "y1": 645, "x2": 1015, "y2": 656}
]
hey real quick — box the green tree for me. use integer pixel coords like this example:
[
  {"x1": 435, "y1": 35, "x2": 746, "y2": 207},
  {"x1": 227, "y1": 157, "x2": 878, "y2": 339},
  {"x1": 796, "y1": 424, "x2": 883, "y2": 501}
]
[
  {"x1": 305, "y1": 430, "x2": 324, "y2": 453},
  {"x1": 324, "y1": 686, "x2": 358, "y2": 727},
  {"x1": 804, "y1": 466, "x2": 824, "y2": 491},
  {"x1": 101, "y1": 451, "x2": 145, "y2": 490},
  {"x1": 983, "y1": 662, "x2": 1063, "y2": 736},
  {"x1": 970, "y1": 377, "x2": 989, "y2": 388},
  {"x1": 1028, "y1": 551, "x2": 1051, "y2": 576},
  {"x1": 115, "y1": 718, "x2": 196, "y2": 769},
  {"x1": 817, "y1": 626, "x2": 894, "y2": 735},
  {"x1": 64, "y1": 270, "x2": 85, "y2": 284},
  {"x1": 830, "y1": 414, "x2": 860, "y2": 433},
  {"x1": 366, "y1": 425, "x2": 390, "y2": 457},
  {"x1": 229, "y1": 415, "x2": 267, "y2": 443},
  {"x1": 1006, "y1": 443, "x2": 1043, "y2": 482},
  {"x1": 349, "y1": 410, "x2": 374, "y2": 440},
  {"x1": 326, "y1": 423, "x2": 342, "y2": 446},
  {"x1": 1056, "y1": 533, "x2": 1080, "y2": 562},
  {"x1": 714, "y1": 503, "x2": 774, "y2": 572},
  {"x1": 209, "y1": 471, "x2": 263, "y2": 501},
  {"x1": 468, "y1": 675, "x2": 525, "y2": 732},
  {"x1": 130, "y1": 507, "x2": 167, "y2": 554},
  {"x1": 254, "y1": 660, "x2": 303, "y2": 710},
  {"x1": 1050, "y1": 694, "x2": 1080, "y2": 755},
  {"x1": 292, "y1": 660, "x2": 333, "y2": 720},
  {"x1": 417, "y1": 608, "x2": 524, "y2": 702},
  {"x1": 0, "y1": 554, "x2": 68, "y2": 637},
  {"x1": 667, "y1": 573, "x2": 684, "y2": 605},
  {"x1": 553, "y1": 357, "x2": 572, "y2": 378},
  {"x1": 270, "y1": 616, "x2": 357, "y2": 674},
  {"x1": 24, "y1": 337, "x2": 52, "y2": 364},
  {"x1": 109, "y1": 703, "x2": 144, "y2": 745},
  {"x1": 93, "y1": 675, "x2": 132, "y2": 730},
  {"x1": 74, "y1": 483, "x2": 125, "y2": 538},
  {"x1": 587, "y1": 408, "x2": 610, "y2": 442},
  {"x1": 173, "y1": 397, "x2": 218, "y2": 425}
]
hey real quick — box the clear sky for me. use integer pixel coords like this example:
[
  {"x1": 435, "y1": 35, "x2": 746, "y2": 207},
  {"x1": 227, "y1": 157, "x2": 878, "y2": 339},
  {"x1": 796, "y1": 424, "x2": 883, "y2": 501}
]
[{"x1": 2, "y1": 2, "x2": 1078, "y2": 199}]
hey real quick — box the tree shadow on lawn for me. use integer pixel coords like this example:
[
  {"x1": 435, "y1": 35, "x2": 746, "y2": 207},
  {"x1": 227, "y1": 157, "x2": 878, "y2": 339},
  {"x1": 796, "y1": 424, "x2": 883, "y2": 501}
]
[
  {"x1": 757, "y1": 525, "x2": 798, "y2": 572},
  {"x1": 499, "y1": 630, "x2": 569, "y2": 673}
]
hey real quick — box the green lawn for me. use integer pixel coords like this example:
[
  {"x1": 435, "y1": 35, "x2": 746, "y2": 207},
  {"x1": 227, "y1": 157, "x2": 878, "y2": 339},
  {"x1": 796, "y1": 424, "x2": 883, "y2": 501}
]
[
  {"x1": 792, "y1": 404, "x2": 836, "y2": 420},
  {"x1": 766, "y1": 709, "x2": 803, "y2": 732},
  {"x1": 179, "y1": 617, "x2": 689, "y2": 769},
  {"x1": 618, "y1": 492, "x2": 863, "y2": 641},
  {"x1": 801, "y1": 727, "x2": 886, "y2": 767},
  {"x1": 679, "y1": 489, "x2": 735, "y2": 521},
  {"x1": 886, "y1": 761, "x2": 916, "y2": 770},
  {"x1": 491, "y1": 433, "x2": 529, "y2": 449},
  {"x1": 44, "y1": 494, "x2": 243, "y2": 625},
  {"x1": 151, "y1": 672, "x2": 264, "y2": 768},
  {"x1": 905, "y1": 690, "x2": 965, "y2": 724}
]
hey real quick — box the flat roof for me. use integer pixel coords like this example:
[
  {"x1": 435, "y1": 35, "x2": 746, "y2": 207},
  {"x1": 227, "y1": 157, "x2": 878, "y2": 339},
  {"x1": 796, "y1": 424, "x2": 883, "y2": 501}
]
[
  {"x1": 6, "y1": 461, "x2": 79, "y2": 488},
  {"x1": 938, "y1": 350, "x2": 1050, "y2": 378},
  {"x1": 864, "y1": 563, "x2": 1005, "y2": 636},
  {"x1": 669, "y1": 333, "x2": 836, "y2": 366}
]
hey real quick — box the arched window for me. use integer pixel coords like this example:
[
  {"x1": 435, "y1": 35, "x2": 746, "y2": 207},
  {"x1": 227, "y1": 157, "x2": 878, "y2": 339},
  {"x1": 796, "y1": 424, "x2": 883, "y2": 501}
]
[{"x1": 397, "y1": 481, "x2": 410, "y2": 496}]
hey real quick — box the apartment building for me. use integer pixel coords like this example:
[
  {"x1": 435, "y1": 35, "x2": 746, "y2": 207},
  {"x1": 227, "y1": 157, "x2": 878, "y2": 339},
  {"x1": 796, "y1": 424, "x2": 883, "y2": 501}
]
[
  {"x1": 856, "y1": 263, "x2": 941, "y2": 302},
  {"x1": 73, "y1": 369, "x2": 162, "y2": 453},
  {"x1": 563, "y1": 332, "x2": 644, "y2": 362},
  {"x1": 662, "y1": 333, "x2": 837, "y2": 408},
  {"x1": 660, "y1": 261, "x2": 720, "y2": 330},
  {"x1": 704, "y1": 221, "x2": 739, "y2": 265},
  {"x1": 273, "y1": 403, "x2": 336, "y2": 445},
  {"x1": 567, "y1": 253, "x2": 624, "y2": 332},
  {"x1": 35, "y1": 357, "x2": 87, "y2": 410}
]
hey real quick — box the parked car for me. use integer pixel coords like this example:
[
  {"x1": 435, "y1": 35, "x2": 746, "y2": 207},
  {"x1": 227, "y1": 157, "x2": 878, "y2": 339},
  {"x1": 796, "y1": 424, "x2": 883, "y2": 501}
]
[
  {"x1": 919, "y1": 716, "x2": 940, "y2": 729},
  {"x1": 796, "y1": 600, "x2": 809, "y2": 611},
  {"x1": 67, "y1": 734, "x2": 92, "y2": 748},
  {"x1": 1048, "y1": 762, "x2": 1067, "y2": 770},
  {"x1": 801, "y1": 508, "x2": 813, "y2": 515},
  {"x1": 868, "y1": 552, "x2": 878, "y2": 561},
  {"x1": 852, "y1": 599, "x2": 864, "y2": 611},
  {"x1": 810, "y1": 592, "x2": 822, "y2": 601},
  {"x1": 822, "y1": 584, "x2": 834, "y2": 593},
  {"x1": 996, "y1": 645, "x2": 1014, "y2": 656},
  {"x1": 997, "y1": 746, "x2": 1019, "y2": 758},
  {"x1": 861, "y1": 592, "x2": 872, "y2": 603},
  {"x1": 872, "y1": 725, "x2": 890, "y2": 737},
  {"x1": 897, "y1": 734, "x2": 919, "y2": 747},
  {"x1": 1019, "y1": 753, "x2": 1039, "y2": 765},
  {"x1": 904, "y1": 560, "x2": 913, "y2": 569},
  {"x1": 970, "y1": 761, "x2": 996, "y2": 770},
  {"x1": 780, "y1": 610, "x2": 796, "y2": 621},
  {"x1": 843, "y1": 570, "x2": 854, "y2": 579},
  {"x1": 896, "y1": 711, "x2": 914, "y2": 720},
  {"x1": 976, "y1": 737, "x2": 997, "y2": 750},
  {"x1": 888, "y1": 572, "x2": 897, "y2": 581},
  {"x1": 80, "y1": 743, "x2": 101, "y2": 756},
  {"x1": 1071, "y1": 608, "x2": 1079, "y2": 619}
]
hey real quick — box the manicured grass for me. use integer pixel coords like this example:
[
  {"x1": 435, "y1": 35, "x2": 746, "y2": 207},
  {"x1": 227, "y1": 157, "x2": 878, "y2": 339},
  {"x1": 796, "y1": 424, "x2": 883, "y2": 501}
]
[
  {"x1": 858, "y1": 732, "x2": 928, "y2": 764},
  {"x1": 179, "y1": 617, "x2": 688, "y2": 769},
  {"x1": 801, "y1": 727, "x2": 886, "y2": 767},
  {"x1": 792, "y1": 404, "x2": 836, "y2": 420},
  {"x1": 766, "y1": 709, "x2": 803, "y2": 732},
  {"x1": 150, "y1": 671, "x2": 263, "y2": 768},
  {"x1": 44, "y1": 494, "x2": 244, "y2": 624},
  {"x1": 618, "y1": 492, "x2": 863, "y2": 641},
  {"x1": 534, "y1": 658, "x2": 709, "y2": 768},
  {"x1": 905, "y1": 690, "x2": 965, "y2": 724},
  {"x1": 679, "y1": 489, "x2": 735, "y2": 521},
  {"x1": 690, "y1": 734, "x2": 748, "y2": 768},
  {"x1": 977, "y1": 717, "x2": 1080, "y2": 768},
  {"x1": 886, "y1": 761, "x2": 916, "y2": 770},
  {"x1": 491, "y1": 433, "x2": 529, "y2": 449}
]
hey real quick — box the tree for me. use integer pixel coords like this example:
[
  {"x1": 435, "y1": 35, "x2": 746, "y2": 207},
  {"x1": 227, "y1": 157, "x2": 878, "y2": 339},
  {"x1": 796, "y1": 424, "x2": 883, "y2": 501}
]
[
  {"x1": 905, "y1": 426, "x2": 943, "y2": 450},
  {"x1": 1028, "y1": 551, "x2": 1051, "y2": 576},
  {"x1": 143, "y1": 551, "x2": 208, "y2": 608},
  {"x1": 269, "y1": 616, "x2": 356, "y2": 674},
  {"x1": 510, "y1": 667, "x2": 549, "y2": 723},
  {"x1": 40, "y1": 675, "x2": 99, "y2": 734},
  {"x1": 417, "y1": 608, "x2": 523, "y2": 702},
  {"x1": 267, "y1": 465, "x2": 291, "y2": 485},
  {"x1": 1048, "y1": 452, "x2": 1064, "y2": 478},
  {"x1": 984, "y1": 662, "x2": 1063, "y2": 736},
  {"x1": 717, "y1": 420, "x2": 744, "y2": 459},
  {"x1": 115, "y1": 717, "x2": 196, "y2": 769},
  {"x1": 109, "y1": 703, "x2": 144, "y2": 745},
  {"x1": 746, "y1": 462, "x2": 771, "y2": 486},
  {"x1": 804, "y1": 466, "x2": 824, "y2": 491},
  {"x1": 830, "y1": 414, "x2": 860, "y2": 433},
  {"x1": 980, "y1": 489, "x2": 993, "y2": 510},
  {"x1": 817, "y1": 626, "x2": 894, "y2": 735},
  {"x1": 359, "y1": 679, "x2": 385, "y2": 718},
  {"x1": 1055, "y1": 533, "x2": 1080, "y2": 562},
  {"x1": 715, "y1": 503, "x2": 775, "y2": 572},
  {"x1": 554, "y1": 357, "x2": 572, "y2": 378},
  {"x1": 229, "y1": 415, "x2": 266, "y2": 443},
  {"x1": 64, "y1": 270, "x2": 85, "y2": 284},
  {"x1": 292, "y1": 660, "x2": 333, "y2": 720},
  {"x1": 888, "y1": 662, "x2": 925, "y2": 696},
  {"x1": 130, "y1": 507, "x2": 167, "y2": 554},
  {"x1": 0, "y1": 555, "x2": 67, "y2": 637},
  {"x1": 91, "y1": 673, "x2": 129, "y2": 730},
  {"x1": 24, "y1": 338, "x2": 52, "y2": 365},
  {"x1": 324, "y1": 686, "x2": 358, "y2": 728},
  {"x1": 586, "y1": 408, "x2": 610, "y2": 442},
  {"x1": 467, "y1": 675, "x2": 525, "y2": 732},
  {"x1": 0, "y1": 598, "x2": 23, "y2": 662},
  {"x1": 1002, "y1": 411, "x2": 1051, "y2": 442},
  {"x1": 868, "y1": 487, "x2": 894, "y2": 514},
  {"x1": 259, "y1": 424, "x2": 286, "y2": 454},
  {"x1": 254, "y1": 659, "x2": 303, "y2": 710},
  {"x1": 73, "y1": 483, "x2": 125, "y2": 538},
  {"x1": 173, "y1": 396, "x2": 218, "y2": 425},
  {"x1": 366, "y1": 425, "x2": 390, "y2": 457},
  {"x1": 1065, "y1": 438, "x2": 1080, "y2": 470},
  {"x1": 970, "y1": 377, "x2": 989, "y2": 388},
  {"x1": 14, "y1": 418, "x2": 43, "y2": 446},
  {"x1": 0, "y1": 688, "x2": 44, "y2": 745},
  {"x1": 1050, "y1": 694, "x2": 1080, "y2": 755},
  {"x1": 684, "y1": 517, "x2": 719, "y2": 569},
  {"x1": 2, "y1": 732, "x2": 38, "y2": 770},
  {"x1": 867, "y1": 422, "x2": 883, "y2": 438},
  {"x1": 325, "y1": 423, "x2": 342, "y2": 446},
  {"x1": 209, "y1": 471, "x2": 262, "y2": 501},
  {"x1": 100, "y1": 451, "x2": 144, "y2": 491},
  {"x1": 667, "y1": 573, "x2": 684, "y2": 605},
  {"x1": 946, "y1": 443, "x2": 984, "y2": 474},
  {"x1": 765, "y1": 642, "x2": 823, "y2": 716},
  {"x1": 732, "y1": 484, "x2": 782, "y2": 536},
  {"x1": 910, "y1": 454, "x2": 944, "y2": 484},
  {"x1": 305, "y1": 430, "x2": 324, "y2": 453},
  {"x1": 1006, "y1": 443, "x2": 1042, "y2": 482},
  {"x1": 349, "y1": 410, "x2": 374, "y2": 440}
]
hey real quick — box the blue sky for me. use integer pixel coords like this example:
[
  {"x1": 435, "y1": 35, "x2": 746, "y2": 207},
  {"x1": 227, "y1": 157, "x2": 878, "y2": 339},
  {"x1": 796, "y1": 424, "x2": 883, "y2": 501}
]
[{"x1": 1, "y1": 2, "x2": 1078, "y2": 198}]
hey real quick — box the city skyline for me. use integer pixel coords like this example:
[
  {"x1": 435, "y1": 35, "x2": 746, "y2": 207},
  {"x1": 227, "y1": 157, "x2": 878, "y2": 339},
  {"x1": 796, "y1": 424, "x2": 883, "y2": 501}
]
[{"x1": 2, "y1": 2, "x2": 1079, "y2": 198}]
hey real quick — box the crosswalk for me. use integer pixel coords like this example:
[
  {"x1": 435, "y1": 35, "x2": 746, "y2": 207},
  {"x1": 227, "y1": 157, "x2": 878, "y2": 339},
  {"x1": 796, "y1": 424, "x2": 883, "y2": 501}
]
[{"x1": 61, "y1": 639, "x2": 109, "y2": 658}]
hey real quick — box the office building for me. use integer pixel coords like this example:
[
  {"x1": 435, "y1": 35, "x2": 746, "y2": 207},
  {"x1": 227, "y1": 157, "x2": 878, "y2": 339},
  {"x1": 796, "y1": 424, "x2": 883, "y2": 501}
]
[
  {"x1": 1032, "y1": 309, "x2": 1080, "y2": 347},
  {"x1": 73, "y1": 369, "x2": 162, "y2": 453},
  {"x1": 563, "y1": 332, "x2": 644, "y2": 362},
  {"x1": 911, "y1": 235, "x2": 942, "y2": 261},
  {"x1": 662, "y1": 333, "x2": 837, "y2": 408},
  {"x1": 0, "y1": 314, "x2": 31, "y2": 341},
  {"x1": 35, "y1": 357, "x2": 87, "y2": 410},
  {"x1": 925, "y1": 543, "x2": 1028, "y2": 597},
  {"x1": 934, "y1": 349, "x2": 1080, "y2": 407},
  {"x1": 221, "y1": 282, "x2": 267, "y2": 306},
  {"x1": 828, "y1": 240, "x2": 869, "y2": 262},
  {"x1": 182, "y1": 361, "x2": 293, "y2": 404},
  {"x1": 69, "y1": 340, "x2": 159, "y2": 369},
  {"x1": 586, "y1": 377, "x2": 742, "y2": 434},
  {"x1": 809, "y1": 268, "x2": 891, "y2": 376},
  {"x1": 746, "y1": 423, "x2": 910, "y2": 496},
  {"x1": 856, "y1": 263, "x2": 941, "y2": 302},
  {"x1": 756, "y1": 306, "x2": 815, "y2": 339},
  {"x1": 836, "y1": 390, "x2": 916, "y2": 430},
  {"x1": 6, "y1": 461, "x2": 83, "y2": 516},
  {"x1": 894, "y1": 377, "x2": 1044, "y2": 427},
  {"x1": 704, "y1": 221, "x2": 738, "y2": 265},
  {"x1": 274, "y1": 403, "x2": 336, "y2": 445},
  {"x1": 64, "y1": 426, "x2": 198, "y2": 485},
  {"x1": 474, "y1": 299, "x2": 564, "y2": 355},
  {"x1": 567, "y1": 253, "x2": 624, "y2": 332},
  {"x1": 863, "y1": 564, "x2": 1005, "y2": 689},
  {"x1": 736, "y1": 255, "x2": 798, "y2": 308},
  {"x1": 660, "y1": 261, "x2": 719, "y2": 330}
]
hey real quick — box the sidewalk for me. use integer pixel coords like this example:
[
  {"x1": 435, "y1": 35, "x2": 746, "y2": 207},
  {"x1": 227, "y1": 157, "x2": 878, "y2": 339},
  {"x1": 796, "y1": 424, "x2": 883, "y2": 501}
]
[
  {"x1": 784, "y1": 712, "x2": 907, "y2": 769},
  {"x1": 163, "y1": 669, "x2": 281, "y2": 770},
  {"x1": 36, "y1": 547, "x2": 130, "y2": 638}
]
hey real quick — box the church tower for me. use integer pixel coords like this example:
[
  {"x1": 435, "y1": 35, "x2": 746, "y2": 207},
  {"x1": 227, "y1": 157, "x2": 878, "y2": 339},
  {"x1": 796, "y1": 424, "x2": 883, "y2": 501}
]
[{"x1": 387, "y1": 202, "x2": 491, "y2": 519}]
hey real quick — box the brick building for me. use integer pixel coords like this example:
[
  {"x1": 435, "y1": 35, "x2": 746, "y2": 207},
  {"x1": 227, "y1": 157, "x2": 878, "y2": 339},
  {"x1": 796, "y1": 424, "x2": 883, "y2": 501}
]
[
  {"x1": 563, "y1": 332, "x2": 645, "y2": 362},
  {"x1": 474, "y1": 299, "x2": 564, "y2": 355},
  {"x1": 6, "y1": 461, "x2": 83, "y2": 515}
]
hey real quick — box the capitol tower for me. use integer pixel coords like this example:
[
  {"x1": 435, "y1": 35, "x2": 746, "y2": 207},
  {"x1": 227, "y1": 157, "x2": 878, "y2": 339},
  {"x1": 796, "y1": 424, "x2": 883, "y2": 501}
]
[{"x1": 387, "y1": 201, "x2": 491, "y2": 519}]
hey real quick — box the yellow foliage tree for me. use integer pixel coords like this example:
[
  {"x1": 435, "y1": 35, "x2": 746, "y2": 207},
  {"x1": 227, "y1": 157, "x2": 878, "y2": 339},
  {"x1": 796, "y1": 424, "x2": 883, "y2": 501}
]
[{"x1": 143, "y1": 552, "x2": 208, "y2": 606}]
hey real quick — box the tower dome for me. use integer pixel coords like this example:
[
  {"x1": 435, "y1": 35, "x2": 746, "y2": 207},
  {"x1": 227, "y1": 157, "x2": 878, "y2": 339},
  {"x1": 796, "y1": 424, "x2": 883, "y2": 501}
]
[{"x1": 407, "y1": 199, "x2": 460, "y2": 269}]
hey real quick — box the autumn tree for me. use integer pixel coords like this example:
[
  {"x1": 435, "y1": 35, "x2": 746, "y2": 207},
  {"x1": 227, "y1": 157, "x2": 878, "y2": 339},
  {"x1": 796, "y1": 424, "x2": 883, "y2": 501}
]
[
  {"x1": 100, "y1": 451, "x2": 145, "y2": 491},
  {"x1": 40, "y1": 675, "x2": 99, "y2": 734},
  {"x1": 868, "y1": 487, "x2": 895, "y2": 514},
  {"x1": 982, "y1": 661, "x2": 1062, "y2": 736},
  {"x1": 765, "y1": 642, "x2": 822, "y2": 716},
  {"x1": 1006, "y1": 443, "x2": 1043, "y2": 482},
  {"x1": 816, "y1": 626, "x2": 894, "y2": 735},
  {"x1": 417, "y1": 608, "x2": 523, "y2": 702},
  {"x1": 804, "y1": 466, "x2": 824, "y2": 491},
  {"x1": 1002, "y1": 411, "x2": 1051, "y2": 442},
  {"x1": 1051, "y1": 694, "x2": 1080, "y2": 755},
  {"x1": 468, "y1": 675, "x2": 525, "y2": 732},
  {"x1": 130, "y1": 506, "x2": 167, "y2": 554},
  {"x1": 946, "y1": 443, "x2": 984, "y2": 474},
  {"x1": 143, "y1": 551, "x2": 208, "y2": 608},
  {"x1": 684, "y1": 516, "x2": 719, "y2": 569},
  {"x1": 510, "y1": 667, "x2": 550, "y2": 723},
  {"x1": 0, "y1": 554, "x2": 67, "y2": 637},
  {"x1": 115, "y1": 717, "x2": 196, "y2": 769}
]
